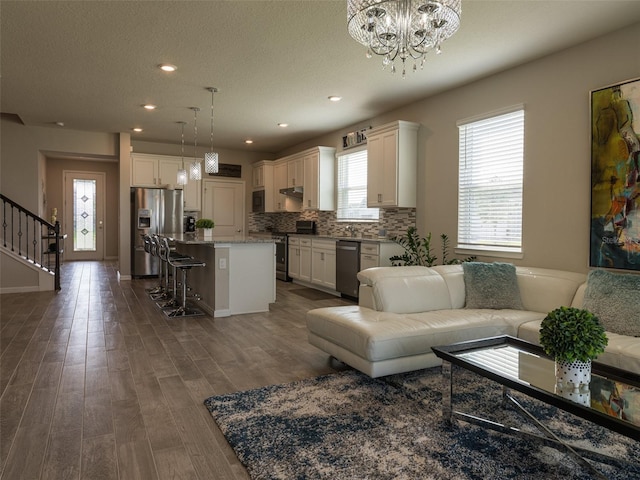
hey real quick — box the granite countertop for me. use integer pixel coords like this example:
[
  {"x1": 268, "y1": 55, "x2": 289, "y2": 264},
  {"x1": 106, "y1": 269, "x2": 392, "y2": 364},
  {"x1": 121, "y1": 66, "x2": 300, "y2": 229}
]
[
  {"x1": 161, "y1": 232, "x2": 275, "y2": 245},
  {"x1": 252, "y1": 232, "x2": 397, "y2": 244}
]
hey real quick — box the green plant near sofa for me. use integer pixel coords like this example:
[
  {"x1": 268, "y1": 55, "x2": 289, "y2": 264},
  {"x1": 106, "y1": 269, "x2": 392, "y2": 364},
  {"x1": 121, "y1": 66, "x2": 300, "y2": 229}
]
[
  {"x1": 539, "y1": 306, "x2": 608, "y2": 362},
  {"x1": 195, "y1": 218, "x2": 215, "y2": 229},
  {"x1": 390, "y1": 227, "x2": 476, "y2": 267}
]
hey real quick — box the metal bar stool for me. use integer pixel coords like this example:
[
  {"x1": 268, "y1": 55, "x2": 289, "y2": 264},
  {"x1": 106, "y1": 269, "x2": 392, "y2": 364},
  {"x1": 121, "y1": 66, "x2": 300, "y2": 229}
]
[
  {"x1": 158, "y1": 237, "x2": 205, "y2": 317},
  {"x1": 148, "y1": 234, "x2": 168, "y2": 300},
  {"x1": 144, "y1": 234, "x2": 164, "y2": 296},
  {"x1": 156, "y1": 236, "x2": 192, "y2": 309}
]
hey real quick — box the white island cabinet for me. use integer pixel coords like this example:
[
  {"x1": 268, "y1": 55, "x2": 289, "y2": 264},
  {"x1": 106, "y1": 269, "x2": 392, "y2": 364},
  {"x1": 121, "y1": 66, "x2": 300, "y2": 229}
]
[{"x1": 168, "y1": 234, "x2": 275, "y2": 317}]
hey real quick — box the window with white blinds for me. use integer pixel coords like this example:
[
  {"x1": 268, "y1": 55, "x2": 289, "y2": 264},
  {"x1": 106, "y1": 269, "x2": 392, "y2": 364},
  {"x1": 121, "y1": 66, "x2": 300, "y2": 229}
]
[
  {"x1": 457, "y1": 108, "x2": 524, "y2": 253},
  {"x1": 337, "y1": 149, "x2": 379, "y2": 221}
]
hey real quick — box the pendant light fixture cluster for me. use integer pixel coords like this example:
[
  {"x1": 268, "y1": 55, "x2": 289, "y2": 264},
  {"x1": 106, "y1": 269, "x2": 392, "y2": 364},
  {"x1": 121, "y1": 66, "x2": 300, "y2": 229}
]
[{"x1": 175, "y1": 87, "x2": 221, "y2": 185}]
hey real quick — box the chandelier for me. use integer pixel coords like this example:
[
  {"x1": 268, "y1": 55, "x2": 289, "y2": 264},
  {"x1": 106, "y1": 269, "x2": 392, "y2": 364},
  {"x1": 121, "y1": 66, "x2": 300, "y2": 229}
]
[{"x1": 347, "y1": 0, "x2": 461, "y2": 77}]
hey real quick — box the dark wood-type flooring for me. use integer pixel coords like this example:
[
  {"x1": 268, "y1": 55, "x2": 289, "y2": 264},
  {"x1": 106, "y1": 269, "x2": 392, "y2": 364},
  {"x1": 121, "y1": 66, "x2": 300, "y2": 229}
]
[{"x1": 0, "y1": 261, "x2": 354, "y2": 479}]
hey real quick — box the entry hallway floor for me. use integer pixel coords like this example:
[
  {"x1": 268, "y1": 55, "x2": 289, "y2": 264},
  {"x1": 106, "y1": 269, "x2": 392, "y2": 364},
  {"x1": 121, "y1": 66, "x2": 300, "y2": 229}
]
[{"x1": 0, "y1": 261, "x2": 353, "y2": 479}]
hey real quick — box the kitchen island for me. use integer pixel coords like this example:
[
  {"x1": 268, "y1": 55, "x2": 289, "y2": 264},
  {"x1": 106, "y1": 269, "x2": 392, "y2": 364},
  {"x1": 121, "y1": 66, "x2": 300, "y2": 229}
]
[{"x1": 163, "y1": 233, "x2": 275, "y2": 317}]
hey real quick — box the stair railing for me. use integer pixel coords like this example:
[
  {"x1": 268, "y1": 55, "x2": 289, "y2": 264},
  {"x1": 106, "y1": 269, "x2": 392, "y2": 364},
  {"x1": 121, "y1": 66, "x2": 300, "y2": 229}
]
[{"x1": 0, "y1": 193, "x2": 62, "y2": 290}]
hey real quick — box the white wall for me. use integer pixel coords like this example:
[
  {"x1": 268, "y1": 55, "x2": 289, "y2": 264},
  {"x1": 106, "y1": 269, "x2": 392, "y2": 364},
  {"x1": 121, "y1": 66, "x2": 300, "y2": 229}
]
[{"x1": 277, "y1": 22, "x2": 640, "y2": 274}]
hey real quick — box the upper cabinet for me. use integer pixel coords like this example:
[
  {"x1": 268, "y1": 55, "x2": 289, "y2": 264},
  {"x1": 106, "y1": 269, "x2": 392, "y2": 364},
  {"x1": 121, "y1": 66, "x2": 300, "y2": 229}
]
[
  {"x1": 252, "y1": 161, "x2": 276, "y2": 213},
  {"x1": 287, "y1": 155, "x2": 304, "y2": 188},
  {"x1": 131, "y1": 153, "x2": 201, "y2": 211},
  {"x1": 367, "y1": 120, "x2": 419, "y2": 208},
  {"x1": 303, "y1": 146, "x2": 336, "y2": 211},
  {"x1": 273, "y1": 161, "x2": 290, "y2": 212},
  {"x1": 252, "y1": 160, "x2": 271, "y2": 189}
]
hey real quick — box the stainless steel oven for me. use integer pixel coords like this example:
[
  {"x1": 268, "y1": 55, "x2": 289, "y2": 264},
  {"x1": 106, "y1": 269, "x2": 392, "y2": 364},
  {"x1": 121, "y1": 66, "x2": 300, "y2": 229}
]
[
  {"x1": 273, "y1": 233, "x2": 289, "y2": 281},
  {"x1": 272, "y1": 220, "x2": 316, "y2": 282}
]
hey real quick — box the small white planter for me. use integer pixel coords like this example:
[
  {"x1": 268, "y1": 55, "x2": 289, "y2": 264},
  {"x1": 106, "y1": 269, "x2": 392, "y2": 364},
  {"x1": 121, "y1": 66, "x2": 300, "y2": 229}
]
[
  {"x1": 555, "y1": 359, "x2": 591, "y2": 406},
  {"x1": 203, "y1": 228, "x2": 214, "y2": 238}
]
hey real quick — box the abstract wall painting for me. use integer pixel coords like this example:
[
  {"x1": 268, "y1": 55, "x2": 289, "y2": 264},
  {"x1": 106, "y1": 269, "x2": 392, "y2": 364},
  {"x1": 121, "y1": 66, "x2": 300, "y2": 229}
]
[{"x1": 590, "y1": 77, "x2": 640, "y2": 270}]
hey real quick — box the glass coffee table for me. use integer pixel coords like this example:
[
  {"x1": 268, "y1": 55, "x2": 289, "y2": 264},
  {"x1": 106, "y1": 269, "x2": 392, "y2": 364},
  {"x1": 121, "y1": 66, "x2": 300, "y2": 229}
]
[{"x1": 432, "y1": 336, "x2": 639, "y2": 479}]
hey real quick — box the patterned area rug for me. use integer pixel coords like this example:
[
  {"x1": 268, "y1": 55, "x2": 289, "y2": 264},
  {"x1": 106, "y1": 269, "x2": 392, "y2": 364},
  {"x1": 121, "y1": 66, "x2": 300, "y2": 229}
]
[{"x1": 204, "y1": 367, "x2": 639, "y2": 480}]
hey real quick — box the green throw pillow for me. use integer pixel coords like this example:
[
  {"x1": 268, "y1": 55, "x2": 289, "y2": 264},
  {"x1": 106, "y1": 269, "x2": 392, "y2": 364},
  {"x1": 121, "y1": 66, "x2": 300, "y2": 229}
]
[
  {"x1": 582, "y1": 269, "x2": 640, "y2": 337},
  {"x1": 462, "y1": 262, "x2": 524, "y2": 310}
]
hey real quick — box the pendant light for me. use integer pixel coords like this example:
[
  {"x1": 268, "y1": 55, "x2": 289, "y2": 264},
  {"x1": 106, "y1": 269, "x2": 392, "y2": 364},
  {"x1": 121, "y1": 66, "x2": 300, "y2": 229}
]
[
  {"x1": 205, "y1": 87, "x2": 219, "y2": 174},
  {"x1": 176, "y1": 121, "x2": 188, "y2": 185},
  {"x1": 189, "y1": 107, "x2": 202, "y2": 180}
]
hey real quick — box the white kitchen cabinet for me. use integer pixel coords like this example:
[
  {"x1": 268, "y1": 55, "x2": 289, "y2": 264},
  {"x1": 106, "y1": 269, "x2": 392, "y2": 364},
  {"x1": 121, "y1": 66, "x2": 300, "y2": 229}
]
[
  {"x1": 183, "y1": 177, "x2": 201, "y2": 212},
  {"x1": 131, "y1": 153, "x2": 201, "y2": 211},
  {"x1": 288, "y1": 238, "x2": 300, "y2": 279},
  {"x1": 273, "y1": 160, "x2": 301, "y2": 213},
  {"x1": 252, "y1": 161, "x2": 275, "y2": 213},
  {"x1": 360, "y1": 241, "x2": 405, "y2": 270},
  {"x1": 273, "y1": 161, "x2": 288, "y2": 212},
  {"x1": 367, "y1": 120, "x2": 419, "y2": 208},
  {"x1": 287, "y1": 155, "x2": 304, "y2": 188},
  {"x1": 311, "y1": 238, "x2": 336, "y2": 289},
  {"x1": 289, "y1": 237, "x2": 312, "y2": 281},
  {"x1": 252, "y1": 160, "x2": 274, "y2": 189},
  {"x1": 303, "y1": 146, "x2": 336, "y2": 211},
  {"x1": 131, "y1": 154, "x2": 158, "y2": 186}
]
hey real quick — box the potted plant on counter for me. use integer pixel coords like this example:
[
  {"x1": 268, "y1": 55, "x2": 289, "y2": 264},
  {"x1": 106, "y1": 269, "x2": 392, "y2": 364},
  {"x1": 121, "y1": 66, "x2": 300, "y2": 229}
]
[
  {"x1": 195, "y1": 218, "x2": 215, "y2": 238},
  {"x1": 539, "y1": 306, "x2": 608, "y2": 405}
]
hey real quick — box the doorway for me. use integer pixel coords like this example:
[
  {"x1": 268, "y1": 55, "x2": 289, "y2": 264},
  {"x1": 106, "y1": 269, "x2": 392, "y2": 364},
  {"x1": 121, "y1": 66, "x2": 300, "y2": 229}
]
[
  {"x1": 63, "y1": 171, "x2": 105, "y2": 261},
  {"x1": 202, "y1": 179, "x2": 245, "y2": 237}
]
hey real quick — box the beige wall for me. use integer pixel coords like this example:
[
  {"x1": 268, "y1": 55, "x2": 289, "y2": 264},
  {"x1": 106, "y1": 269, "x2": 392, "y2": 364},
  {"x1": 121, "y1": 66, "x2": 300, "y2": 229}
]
[
  {"x1": 277, "y1": 22, "x2": 640, "y2": 274},
  {"x1": 2, "y1": 22, "x2": 639, "y2": 289},
  {"x1": 45, "y1": 158, "x2": 120, "y2": 259},
  {"x1": 0, "y1": 122, "x2": 121, "y2": 288}
]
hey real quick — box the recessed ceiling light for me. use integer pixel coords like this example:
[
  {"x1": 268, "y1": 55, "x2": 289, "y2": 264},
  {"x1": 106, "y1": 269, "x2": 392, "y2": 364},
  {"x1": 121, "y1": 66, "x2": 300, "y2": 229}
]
[
  {"x1": 245, "y1": 139, "x2": 254, "y2": 144},
  {"x1": 328, "y1": 96, "x2": 342, "y2": 102},
  {"x1": 278, "y1": 123, "x2": 289, "y2": 128},
  {"x1": 132, "y1": 127, "x2": 143, "y2": 132},
  {"x1": 158, "y1": 64, "x2": 177, "y2": 72},
  {"x1": 143, "y1": 104, "x2": 157, "y2": 110}
]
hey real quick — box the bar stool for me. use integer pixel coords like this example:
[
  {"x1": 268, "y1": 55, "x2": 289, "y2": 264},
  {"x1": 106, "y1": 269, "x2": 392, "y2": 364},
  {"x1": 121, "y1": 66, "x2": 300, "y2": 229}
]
[
  {"x1": 156, "y1": 236, "x2": 191, "y2": 308},
  {"x1": 144, "y1": 234, "x2": 163, "y2": 296},
  {"x1": 166, "y1": 250, "x2": 206, "y2": 317},
  {"x1": 148, "y1": 235, "x2": 168, "y2": 300}
]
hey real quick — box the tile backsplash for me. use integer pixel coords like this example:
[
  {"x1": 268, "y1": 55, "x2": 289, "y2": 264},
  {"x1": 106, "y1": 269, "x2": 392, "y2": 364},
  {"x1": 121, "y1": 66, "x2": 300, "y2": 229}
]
[{"x1": 248, "y1": 208, "x2": 416, "y2": 237}]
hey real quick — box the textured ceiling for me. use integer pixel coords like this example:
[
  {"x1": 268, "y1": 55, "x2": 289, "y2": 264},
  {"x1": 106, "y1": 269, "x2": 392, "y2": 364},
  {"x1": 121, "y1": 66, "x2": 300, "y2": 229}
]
[{"x1": 2, "y1": 0, "x2": 640, "y2": 154}]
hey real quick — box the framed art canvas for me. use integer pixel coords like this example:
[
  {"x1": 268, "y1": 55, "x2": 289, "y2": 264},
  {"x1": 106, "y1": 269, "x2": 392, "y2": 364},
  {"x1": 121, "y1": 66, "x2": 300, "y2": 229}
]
[{"x1": 590, "y1": 77, "x2": 640, "y2": 270}]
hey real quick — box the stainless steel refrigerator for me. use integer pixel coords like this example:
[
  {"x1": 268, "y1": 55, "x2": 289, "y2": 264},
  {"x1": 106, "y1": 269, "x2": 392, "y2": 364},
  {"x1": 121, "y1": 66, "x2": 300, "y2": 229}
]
[{"x1": 131, "y1": 187, "x2": 183, "y2": 277}]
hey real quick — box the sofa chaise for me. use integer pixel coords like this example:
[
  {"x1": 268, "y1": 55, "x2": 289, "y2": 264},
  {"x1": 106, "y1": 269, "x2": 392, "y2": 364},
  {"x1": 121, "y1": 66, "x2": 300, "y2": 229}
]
[{"x1": 306, "y1": 264, "x2": 640, "y2": 378}]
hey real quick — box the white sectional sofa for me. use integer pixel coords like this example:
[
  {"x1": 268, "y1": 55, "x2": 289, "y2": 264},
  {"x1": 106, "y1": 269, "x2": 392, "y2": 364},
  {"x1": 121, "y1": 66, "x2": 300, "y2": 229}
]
[{"x1": 306, "y1": 265, "x2": 640, "y2": 378}]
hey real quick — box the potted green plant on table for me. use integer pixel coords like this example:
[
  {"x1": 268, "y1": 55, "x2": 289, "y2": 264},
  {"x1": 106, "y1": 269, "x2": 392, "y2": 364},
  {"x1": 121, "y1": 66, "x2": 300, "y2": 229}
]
[
  {"x1": 195, "y1": 218, "x2": 215, "y2": 238},
  {"x1": 539, "y1": 306, "x2": 608, "y2": 405}
]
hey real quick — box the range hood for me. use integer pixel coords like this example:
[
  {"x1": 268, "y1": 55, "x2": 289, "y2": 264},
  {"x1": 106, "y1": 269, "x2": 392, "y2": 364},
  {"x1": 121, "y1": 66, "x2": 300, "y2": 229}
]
[{"x1": 279, "y1": 186, "x2": 303, "y2": 199}]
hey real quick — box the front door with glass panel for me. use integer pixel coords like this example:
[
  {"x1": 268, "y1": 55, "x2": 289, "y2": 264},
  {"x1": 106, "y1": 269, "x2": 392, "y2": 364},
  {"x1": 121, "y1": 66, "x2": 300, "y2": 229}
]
[{"x1": 64, "y1": 171, "x2": 105, "y2": 261}]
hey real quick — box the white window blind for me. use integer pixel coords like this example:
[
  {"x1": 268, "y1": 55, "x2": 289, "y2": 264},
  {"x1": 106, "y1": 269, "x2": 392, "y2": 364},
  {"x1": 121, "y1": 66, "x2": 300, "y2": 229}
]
[
  {"x1": 337, "y1": 149, "x2": 379, "y2": 221},
  {"x1": 458, "y1": 108, "x2": 524, "y2": 253}
]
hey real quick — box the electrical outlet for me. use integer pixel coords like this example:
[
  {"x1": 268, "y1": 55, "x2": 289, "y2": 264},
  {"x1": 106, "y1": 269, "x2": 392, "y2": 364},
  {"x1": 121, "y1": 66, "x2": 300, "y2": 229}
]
[{"x1": 219, "y1": 258, "x2": 227, "y2": 269}]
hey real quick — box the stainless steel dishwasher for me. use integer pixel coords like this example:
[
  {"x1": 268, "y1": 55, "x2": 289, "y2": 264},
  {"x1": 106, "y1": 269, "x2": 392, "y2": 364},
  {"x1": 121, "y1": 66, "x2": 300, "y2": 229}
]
[{"x1": 336, "y1": 240, "x2": 360, "y2": 299}]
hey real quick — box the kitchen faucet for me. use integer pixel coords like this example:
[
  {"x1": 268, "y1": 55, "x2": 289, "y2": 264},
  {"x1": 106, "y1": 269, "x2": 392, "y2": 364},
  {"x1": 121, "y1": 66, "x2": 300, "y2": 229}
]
[{"x1": 346, "y1": 224, "x2": 357, "y2": 237}]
